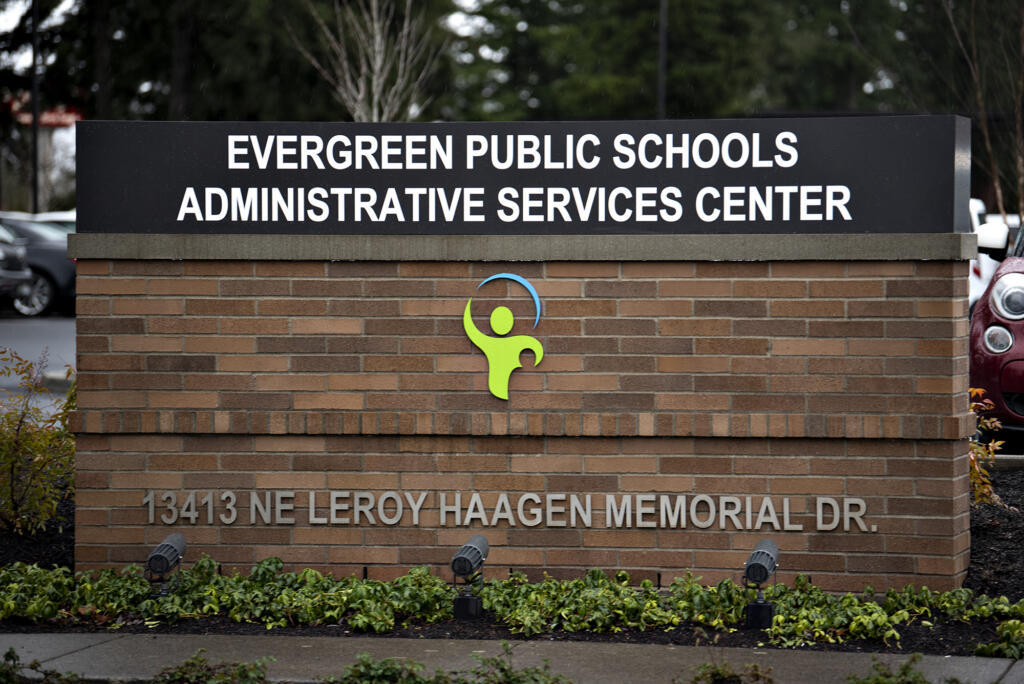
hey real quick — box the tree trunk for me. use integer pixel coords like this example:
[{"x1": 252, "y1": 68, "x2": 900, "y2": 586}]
[{"x1": 169, "y1": 1, "x2": 195, "y2": 120}]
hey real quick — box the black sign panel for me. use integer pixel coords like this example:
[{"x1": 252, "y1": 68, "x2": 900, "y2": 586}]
[{"x1": 77, "y1": 116, "x2": 969, "y2": 235}]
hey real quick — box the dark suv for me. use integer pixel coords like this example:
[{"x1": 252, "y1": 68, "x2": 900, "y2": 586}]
[
  {"x1": 0, "y1": 217, "x2": 75, "y2": 316},
  {"x1": 0, "y1": 224, "x2": 31, "y2": 301}
]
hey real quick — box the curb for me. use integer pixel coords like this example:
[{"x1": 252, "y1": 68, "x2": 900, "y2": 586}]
[
  {"x1": 42, "y1": 370, "x2": 72, "y2": 395},
  {"x1": 995, "y1": 454, "x2": 1024, "y2": 469}
]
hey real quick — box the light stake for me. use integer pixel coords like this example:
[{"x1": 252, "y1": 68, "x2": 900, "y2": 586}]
[
  {"x1": 742, "y1": 538, "x2": 779, "y2": 630},
  {"x1": 145, "y1": 533, "x2": 187, "y2": 597},
  {"x1": 450, "y1": 534, "x2": 488, "y2": 619}
]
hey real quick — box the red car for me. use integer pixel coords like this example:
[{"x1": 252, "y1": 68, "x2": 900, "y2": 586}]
[{"x1": 970, "y1": 220, "x2": 1024, "y2": 431}]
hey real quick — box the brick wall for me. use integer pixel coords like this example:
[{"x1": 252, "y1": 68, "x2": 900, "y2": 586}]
[
  {"x1": 71, "y1": 257, "x2": 972, "y2": 591},
  {"x1": 73, "y1": 260, "x2": 969, "y2": 439}
]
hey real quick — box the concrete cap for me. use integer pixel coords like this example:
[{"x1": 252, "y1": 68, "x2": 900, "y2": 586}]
[{"x1": 69, "y1": 233, "x2": 976, "y2": 261}]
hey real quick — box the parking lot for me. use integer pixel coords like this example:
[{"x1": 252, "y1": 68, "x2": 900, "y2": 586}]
[{"x1": 0, "y1": 308, "x2": 75, "y2": 409}]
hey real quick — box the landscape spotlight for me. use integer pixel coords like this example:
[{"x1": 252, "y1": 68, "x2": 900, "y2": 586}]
[
  {"x1": 450, "y1": 534, "x2": 488, "y2": 619},
  {"x1": 145, "y1": 533, "x2": 187, "y2": 596},
  {"x1": 451, "y1": 534, "x2": 489, "y2": 578},
  {"x1": 742, "y1": 539, "x2": 779, "y2": 630}
]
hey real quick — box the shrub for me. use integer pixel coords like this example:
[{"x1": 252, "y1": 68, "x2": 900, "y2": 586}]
[
  {"x1": 1, "y1": 646, "x2": 80, "y2": 683},
  {"x1": 685, "y1": 661, "x2": 773, "y2": 684},
  {"x1": 968, "y1": 388, "x2": 1012, "y2": 507},
  {"x1": 844, "y1": 652, "x2": 964, "y2": 684},
  {"x1": 464, "y1": 641, "x2": 571, "y2": 684},
  {"x1": 323, "y1": 653, "x2": 457, "y2": 684},
  {"x1": 0, "y1": 347, "x2": 76, "y2": 535},
  {"x1": 478, "y1": 568, "x2": 682, "y2": 636},
  {"x1": 151, "y1": 649, "x2": 272, "y2": 684},
  {"x1": 976, "y1": 619, "x2": 1024, "y2": 659}
]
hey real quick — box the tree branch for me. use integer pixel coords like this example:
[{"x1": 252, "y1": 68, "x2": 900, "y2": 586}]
[{"x1": 289, "y1": 0, "x2": 442, "y2": 122}]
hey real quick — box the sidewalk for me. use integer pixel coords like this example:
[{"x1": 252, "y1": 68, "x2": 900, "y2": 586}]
[{"x1": 2, "y1": 633, "x2": 1019, "y2": 683}]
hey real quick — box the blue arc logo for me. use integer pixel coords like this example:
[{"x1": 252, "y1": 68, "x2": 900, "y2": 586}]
[
  {"x1": 477, "y1": 273, "x2": 542, "y2": 328},
  {"x1": 464, "y1": 273, "x2": 544, "y2": 400}
]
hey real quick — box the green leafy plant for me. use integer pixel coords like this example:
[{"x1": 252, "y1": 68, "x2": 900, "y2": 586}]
[
  {"x1": 151, "y1": 649, "x2": 272, "y2": 684},
  {"x1": 0, "y1": 347, "x2": 75, "y2": 535},
  {"x1": 845, "y1": 652, "x2": 963, "y2": 684},
  {"x1": 681, "y1": 627, "x2": 773, "y2": 684},
  {"x1": 322, "y1": 653, "x2": 451, "y2": 684},
  {"x1": 466, "y1": 641, "x2": 571, "y2": 684},
  {"x1": 479, "y1": 568, "x2": 682, "y2": 636},
  {"x1": 1, "y1": 647, "x2": 80, "y2": 683},
  {"x1": 321, "y1": 643, "x2": 569, "y2": 684},
  {"x1": 685, "y1": 661, "x2": 773, "y2": 684},
  {"x1": 768, "y1": 577, "x2": 910, "y2": 648},
  {"x1": 668, "y1": 572, "x2": 747, "y2": 632},
  {"x1": 976, "y1": 619, "x2": 1024, "y2": 659}
]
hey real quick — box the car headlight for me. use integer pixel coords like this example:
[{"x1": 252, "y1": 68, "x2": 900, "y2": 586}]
[
  {"x1": 991, "y1": 273, "x2": 1024, "y2": 319},
  {"x1": 984, "y1": 325, "x2": 1014, "y2": 353}
]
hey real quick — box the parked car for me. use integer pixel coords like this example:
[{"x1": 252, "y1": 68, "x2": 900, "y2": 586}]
[
  {"x1": 0, "y1": 209, "x2": 76, "y2": 233},
  {"x1": 31, "y1": 210, "x2": 76, "y2": 233},
  {"x1": 0, "y1": 215, "x2": 75, "y2": 316},
  {"x1": 0, "y1": 224, "x2": 32, "y2": 301},
  {"x1": 970, "y1": 198, "x2": 1004, "y2": 313},
  {"x1": 970, "y1": 218, "x2": 1024, "y2": 432}
]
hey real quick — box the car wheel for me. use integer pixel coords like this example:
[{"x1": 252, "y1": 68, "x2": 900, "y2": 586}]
[{"x1": 13, "y1": 271, "x2": 55, "y2": 316}]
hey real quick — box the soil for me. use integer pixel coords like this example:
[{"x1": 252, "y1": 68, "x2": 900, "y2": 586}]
[
  {"x1": 962, "y1": 468, "x2": 1024, "y2": 602},
  {"x1": 3, "y1": 471, "x2": 1024, "y2": 657},
  {"x1": 0, "y1": 494, "x2": 75, "y2": 570}
]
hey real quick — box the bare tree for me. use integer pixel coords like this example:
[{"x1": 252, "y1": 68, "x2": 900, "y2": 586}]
[
  {"x1": 290, "y1": 0, "x2": 441, "y2": 122},
  {"x1": 942, "y1": 0, "x2": 1016, "y2": 225},
  {"x1": 846, "y1": 1, "x2": 1024, "y2": 225}
]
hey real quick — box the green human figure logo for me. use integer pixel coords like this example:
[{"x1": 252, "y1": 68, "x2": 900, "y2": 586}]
[{"x1": 463, "y1": 274, "x2": 544, "y2": 400}]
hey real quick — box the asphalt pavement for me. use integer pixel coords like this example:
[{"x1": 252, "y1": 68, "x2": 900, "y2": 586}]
[
  {"x1": 0, "y1": 313, "x2": 75, "y2": 412},
  {"x1": 0, "y1": 313, "x2": 75, "y2": 381},
  {"x1": 1, "y1": 633, "x2": 1020, "y2": 683}
]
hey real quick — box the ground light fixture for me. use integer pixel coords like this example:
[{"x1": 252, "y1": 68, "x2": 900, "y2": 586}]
[
  {"x1": 450, "y1": 534, "x2": 489, "y2": 619},
  {"x1": 145, "y1": 532, "x2": 187, "y2": 596},
  {"x1": 742, "y1": 538, "x2": 779, "y2": 630}
]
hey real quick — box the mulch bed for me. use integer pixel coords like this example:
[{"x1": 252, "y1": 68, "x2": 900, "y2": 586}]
[
  {"x1": 0, "y1": 495, "x2": 74, "y2": 570},
  {"x1": 963, "y1": 468, "x2": 1024, "y2": 602},
  {"x1": 3, "y1": 470, "x2": 1024, "y2": 656}
]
